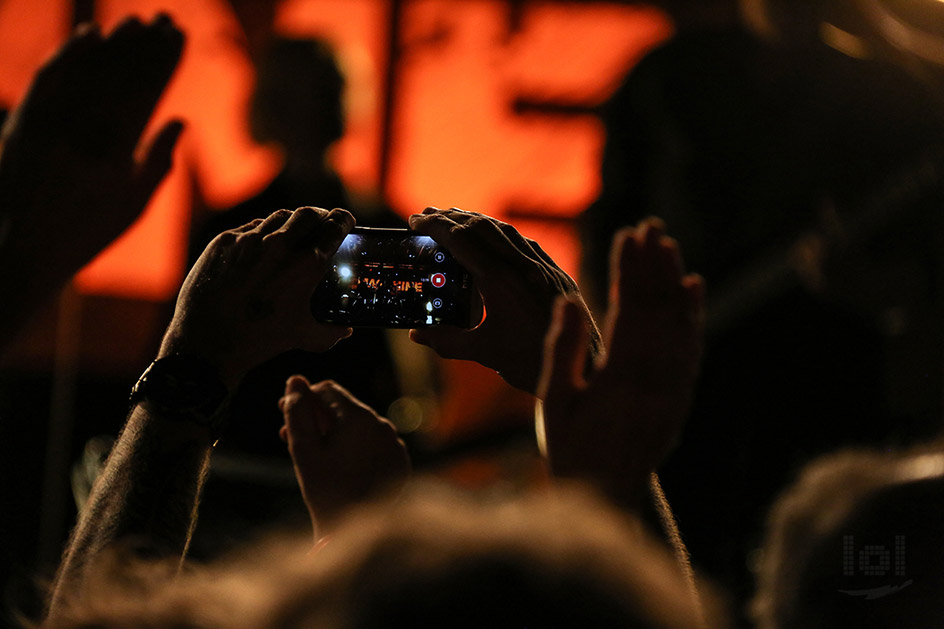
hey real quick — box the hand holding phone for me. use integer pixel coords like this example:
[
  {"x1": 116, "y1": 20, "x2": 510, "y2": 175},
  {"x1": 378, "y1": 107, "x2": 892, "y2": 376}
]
[
  {"x1": 311, "y1": 227, "x2": 478, "y2": 328},
  {"x1": 406, "y1": 207, "x2": 602, "y2": 396},
  {"x1": 164, "y1": 208, "x2": 355, "y2": 388}
]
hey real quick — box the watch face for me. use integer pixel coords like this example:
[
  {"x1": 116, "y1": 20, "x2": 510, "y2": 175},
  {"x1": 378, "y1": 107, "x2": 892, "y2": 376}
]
[
  {"x1": 135, "y1": 355, "x2": 228, "y2": 419},
  {"x1": 149, "y1": 371, "x2": 206, "y2": 409}
]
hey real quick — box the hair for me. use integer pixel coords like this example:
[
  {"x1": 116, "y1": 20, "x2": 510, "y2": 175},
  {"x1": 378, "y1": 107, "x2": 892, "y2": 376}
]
[
  {"x1": 45, "y1": 482, "x2": 713, "y2": 629},
  {"x1": 754, "y1": 443, "x2": 944, "y2": 629}
]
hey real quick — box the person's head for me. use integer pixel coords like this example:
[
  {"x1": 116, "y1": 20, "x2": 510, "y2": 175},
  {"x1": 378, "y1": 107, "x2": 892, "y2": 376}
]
[
  {"x1": 754, "y1": 446, "x2": 944, "y2": 629},
  {"x1": 47, "y1": 483, "x2": 714, "y2": 628},
  {"x1": 249, "y1": 36, "x2": 345, "y2": 166},
  {"x1": 252, "y1": 484, "x2": 711, "y2": 628}
]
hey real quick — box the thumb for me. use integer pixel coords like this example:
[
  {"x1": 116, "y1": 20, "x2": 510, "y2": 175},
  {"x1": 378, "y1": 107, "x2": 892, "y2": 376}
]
[
  {"x1": 409, "y1": 325, "x2": 478, "y2": 362},
  {"x1": 280, "y1": 375, "x2": 330, "y2": 446},
  {"x1": 131, "y1": 118, "x2": 184, "y2": 211},
  {"x1": 537, "y1": 297, "x2": 589, "y2": 403},
  {"x1": 302, "y1": 324, "x2": 353, "y2": 354}
]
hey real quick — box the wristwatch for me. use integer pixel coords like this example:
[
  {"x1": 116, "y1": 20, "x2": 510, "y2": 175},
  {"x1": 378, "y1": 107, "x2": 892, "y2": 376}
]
[{"x1": 130, "y1": 354, "x2": 230, "y2": 439}]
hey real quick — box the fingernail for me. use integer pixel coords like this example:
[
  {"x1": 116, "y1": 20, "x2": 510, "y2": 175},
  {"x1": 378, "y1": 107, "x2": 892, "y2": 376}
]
[{"x1": 285, "y1": 375, "x2": 309, "y2": 395}]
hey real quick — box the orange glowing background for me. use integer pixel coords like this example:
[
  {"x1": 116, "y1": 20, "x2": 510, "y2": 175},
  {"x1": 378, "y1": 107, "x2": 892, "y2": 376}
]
[{"x1": 0, "y1": 0, "x2": 669, "y2": 301}]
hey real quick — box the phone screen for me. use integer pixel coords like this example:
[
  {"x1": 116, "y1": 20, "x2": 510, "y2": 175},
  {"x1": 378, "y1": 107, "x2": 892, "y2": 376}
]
[{"x1": 311, "y1": 227, "x2": 477, "y2": 328}]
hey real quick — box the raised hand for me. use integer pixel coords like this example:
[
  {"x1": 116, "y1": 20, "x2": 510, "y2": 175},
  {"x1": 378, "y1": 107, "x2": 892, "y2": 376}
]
[
  {"x1": 408, "y1": 207, "x2": 602, "y2": 395},
  {"x1": 537, "y1": 218, "x2": 705, "y2": 508},
  {"x1": 279, "y1": 376, "x2": 411, "y2": 539},
  {"x1": 0, "y1": 15, "x2": 185, "y2": 349},
  {"x1": 160, "y1": 207, "x2": 355, "y2": 387},
  {"x1": 0, "y1": 14, "x2": 185, "y2": 269}
]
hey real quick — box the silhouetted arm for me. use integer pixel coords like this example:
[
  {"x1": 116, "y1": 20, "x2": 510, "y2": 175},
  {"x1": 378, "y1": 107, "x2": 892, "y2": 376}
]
[
  {"x1": 538, "y1": 218, "x2": 704, "y2": 585},
  {"x1": 0, "y1": 16, "x2": 183, "y2": 354},
  {"x1": 47, "y1": 207, "x2": 355, "y2": 620}
]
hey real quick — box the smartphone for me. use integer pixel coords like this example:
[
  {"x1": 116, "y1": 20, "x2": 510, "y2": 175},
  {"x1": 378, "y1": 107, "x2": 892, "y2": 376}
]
[{"x1": 311, "y1": 227, "x2": 477, "y2": 328}]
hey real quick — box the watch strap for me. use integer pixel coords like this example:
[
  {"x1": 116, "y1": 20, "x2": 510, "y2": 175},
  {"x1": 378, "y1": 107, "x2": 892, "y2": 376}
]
[{"x1": 130, "y1": 354, "x2": 230, "y2": 439}]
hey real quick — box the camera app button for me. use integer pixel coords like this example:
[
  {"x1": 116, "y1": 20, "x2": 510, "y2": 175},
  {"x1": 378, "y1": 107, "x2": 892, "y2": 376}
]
[
  {"x1": 434, "y1": 251, "x2": 446, "y2": 263},
  {"x1": 430, "y1": 272, "x2": 446, "y2": 288}
]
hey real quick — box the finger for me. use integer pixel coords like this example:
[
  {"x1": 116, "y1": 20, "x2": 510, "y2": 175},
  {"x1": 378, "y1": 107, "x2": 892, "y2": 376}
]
[
  {"x1": 277, "y1": 209, "x2": 354, "y2": 306},
  {"x1": 310, "y1": 379, "x2": 373, "y2": 415},
  {"x1": 438, "y1": 209, "x2": 570, "y2": 290},
  {"x1": 111, "y1": 14, "x2": 183, "y2": 79},
  {"x1": 130, "y1": 118, "x2": 185, "y2": 211},
  {"x1": 27, "y1": 23, "x2": 100, "y2": 101},
  {"x1": 605, "y1": 228, "x2": 649, "y2": 360},
  {"x1": 456, "y1": 212, "x2": 556, "y2": 284},
  {"x1": 104, "y1": 16, "x2": 184, "y2": 152},
  {"x1": 409, "y1": 325, "x2": 480, "y2": 363},
  {"x1": 56, "y1": 22, "x2": 102, "y2": 65},
  {"x1": 310, "y1": 208, "x2": 355, "y2": 256},
  {"x1": 266, "y1": 206, "x2": 328, "y2": 248},
  {"x1": 684, "y1": 273, "x2": 707, "y2": 332},
  {"x1": 230, "y1": 219, "x2": 265, "y2": 234},
  {"x1": 107, "y1": 15, "x2": 146, "y2": 41},
  {"x1": 657, "y1": 236, "x2": 684, "y2": 282},
  {"x1": 409, "y1": 211, "x2": 521, "y2": 281},
  {"x1": 282, "y1": 375, "x2": 334, "y2": 438},
  {"x1": 310, "y1": 380, "x2": 396, "y2": 434},
  {"x1": 101, "y1": 16, "x2": 148, "y2": 85},
  {"x1": 151, "y1": 12, "x2": 175, "y2": 30},
  {"x1": 606, "y1": 228, "x2": 637, "y2": 330},
  {"x1": 250, "y1": 209, "x2": 295, "y2": 236},
  {"x1": 527, "y1": 236, "x2": 568, "y2": 276},
  {"x1": 494, "y1": 221, "x2": 545, "y2": 266},
  {"x1": 626, "y1": 233, "x2": 686, "y2": 310},
  {"x1": 285, "y1": 373, "x2": 311, "y2": 395},
  {"x1": 537, "y1": 297, "x2": 589, "y2": 401},
  {"x1": 302, "y1": 325, "x2": 353, "y2": 353},
  {"x1": 204, "y1": 219, "x2": 262, "y2": 254},
  {"x1": 636, "y1": 216, "x2": 666, "y2": 246}
]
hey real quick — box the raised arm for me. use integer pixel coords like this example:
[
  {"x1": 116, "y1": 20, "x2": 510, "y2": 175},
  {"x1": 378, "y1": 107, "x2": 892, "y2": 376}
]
[
  {"x1": 46, "y1": 207, "x2": 355, "y2": 619},
  {"x1": 407, "y1": 210, "x2": 699, "y2": 557},
  {"x1": 0, "y1": 15, "x2": 184, "y2": 353},
  {"x1": 537, "y1": 218, "x2": 704, "y2": 573}
]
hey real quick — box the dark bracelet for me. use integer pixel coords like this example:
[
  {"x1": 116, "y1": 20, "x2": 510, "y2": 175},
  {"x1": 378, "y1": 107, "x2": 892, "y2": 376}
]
[{"x1": 130, "y1": 354, "x2": 230, "y2": 440}]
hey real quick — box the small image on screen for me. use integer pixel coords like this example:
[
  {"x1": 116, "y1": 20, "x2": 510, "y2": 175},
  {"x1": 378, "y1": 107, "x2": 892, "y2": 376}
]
[{"x1": 311, "y1": 229, "x2": 474, "y2": 328}]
